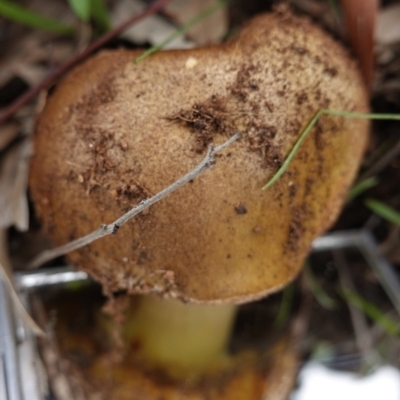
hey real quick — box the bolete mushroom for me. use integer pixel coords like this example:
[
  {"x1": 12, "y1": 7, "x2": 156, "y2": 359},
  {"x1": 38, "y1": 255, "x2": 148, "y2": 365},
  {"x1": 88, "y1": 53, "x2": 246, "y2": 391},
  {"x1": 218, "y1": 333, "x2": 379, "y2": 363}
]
[{"x1": 29, "y1": 8, "x2": 369, "y2": 399}]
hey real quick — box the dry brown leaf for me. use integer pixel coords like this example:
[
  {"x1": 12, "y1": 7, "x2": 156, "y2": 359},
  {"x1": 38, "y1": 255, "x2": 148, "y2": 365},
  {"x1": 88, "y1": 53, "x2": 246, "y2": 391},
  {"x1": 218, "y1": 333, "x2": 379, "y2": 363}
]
[
  {"x1": 0, "y1": 229, "x2": 12, "y2": 277},
  {"x1": 376, "y1": 3, "x2": 400, "y2": 45},
  {"x1": 0, "y1": 0, "x2": 78, "y2": 88},
  {"x1": 0, "y1": 123, "x2": 19, "y2": 151},
  {"x1": 340, "y1": 0, "x2": 380, "y2": 88},
  {"x1": 0, "y1": 138, "x2": 32, "y2": 231},
  {"x1": 111, "y1": 0, "x2": 194, "y2": 49},
  {"x1": 0, "y1": 32, "x2": 78, "y2": 88},
  {"x1": 165, "y1": 0, "x2": 228, "y2": 45},
  {"x1": 0, "y1": 0, "x2": 84, "y2": 130},
  {"x1": 0, "y1": 35, "x2": 48, "y2": 87}
]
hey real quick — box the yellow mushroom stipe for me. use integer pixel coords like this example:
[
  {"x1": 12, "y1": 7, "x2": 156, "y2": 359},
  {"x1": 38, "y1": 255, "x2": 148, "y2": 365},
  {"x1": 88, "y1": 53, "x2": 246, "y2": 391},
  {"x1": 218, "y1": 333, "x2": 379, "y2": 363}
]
[{"x1": 122, "y1": 296, "x2": 236, "y2": 377}]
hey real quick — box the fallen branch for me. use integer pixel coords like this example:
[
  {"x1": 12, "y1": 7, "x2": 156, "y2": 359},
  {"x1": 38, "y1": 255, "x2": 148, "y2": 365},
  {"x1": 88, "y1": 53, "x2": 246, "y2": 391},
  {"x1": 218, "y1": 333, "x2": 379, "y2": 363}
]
[{"x1": 28, "y1": 132, "x2": 241, "y2": 269}]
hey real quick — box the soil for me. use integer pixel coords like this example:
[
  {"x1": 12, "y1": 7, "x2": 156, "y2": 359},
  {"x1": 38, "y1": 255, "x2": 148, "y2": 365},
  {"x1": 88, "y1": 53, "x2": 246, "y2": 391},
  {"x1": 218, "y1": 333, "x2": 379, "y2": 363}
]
[
  {"x1": 167, "y1": 95, "x2": 233, "y2": 152},
  {"x1": 167, "y1": 61, "x2": 286, "y2": 170}
]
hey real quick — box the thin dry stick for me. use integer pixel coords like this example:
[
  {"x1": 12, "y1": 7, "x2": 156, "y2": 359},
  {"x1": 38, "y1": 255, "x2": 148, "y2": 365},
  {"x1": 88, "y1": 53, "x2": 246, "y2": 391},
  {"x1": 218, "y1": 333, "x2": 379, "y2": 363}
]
[
  {"x1": 0, "y1": 261, "x2": 45, "y2": 336},
  {"x1": 0, "y1": 229, "x2": 45, "y2": 336},
  {"x1": 29, "y1": 133, "x2": 241, "y2": 269},
  {"x1": 0, "y1": 0, "x2": 170, "y2": 126}
]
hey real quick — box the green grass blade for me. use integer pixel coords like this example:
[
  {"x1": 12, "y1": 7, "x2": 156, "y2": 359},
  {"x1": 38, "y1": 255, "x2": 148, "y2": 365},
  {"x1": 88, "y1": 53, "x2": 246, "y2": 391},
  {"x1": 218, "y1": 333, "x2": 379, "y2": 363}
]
[
  {"x1": 263, "y1": 110, "x2": 400, "y2": 190},
  {"x1": 328, "y1": 0, "x2": 341, "y2": 22},
  {"x1": 305, "y1": 263, "x2": 337, "y2": 310},
  {"x1": 347, "y1": 177, "x2": 379, "y2": 202},
  {"x1": 274, "y1": 283, "x2": 294, "y2": 328},
  {"x1": 0, "y1": 0, "x2": 74, "y2": 34},
  {"x1": 340, "y1": 288, "x2": 400, "y2": 338},
  {"x1": 323, "y1": 110, "x2": 400, "y2": 121},
  {"x1": 263, "y1": 110, "x2": 323, "y2": 189},
  {"x1": 90, "y1": 0, "x2": 111, "y2": 31},
  {"x1": 365, "y1": 198, "x2": 400, "y2": 225},
  {"x1": 68, "y1": 0, "x2": 91, "y2": 21},
  {"x1": 134, "y1": 0, "x2": 232, "y2": 64}
]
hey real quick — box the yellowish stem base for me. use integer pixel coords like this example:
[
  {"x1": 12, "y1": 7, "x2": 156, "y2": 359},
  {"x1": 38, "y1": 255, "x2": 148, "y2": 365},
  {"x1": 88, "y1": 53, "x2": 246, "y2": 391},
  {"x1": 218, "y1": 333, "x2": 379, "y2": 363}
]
[{"x1": 123, "y1": 295, "x2": 237, "y2": 377}]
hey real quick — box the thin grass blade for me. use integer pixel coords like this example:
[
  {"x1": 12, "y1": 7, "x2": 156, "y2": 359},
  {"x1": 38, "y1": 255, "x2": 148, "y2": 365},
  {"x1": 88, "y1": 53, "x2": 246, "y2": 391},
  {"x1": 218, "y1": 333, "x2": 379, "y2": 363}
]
[
  {"x1": 134, "y1": 0, "x2": 232, "y2": 64},
  {"x1": 365, "y1": 199, "x2": 400, "y2": 225},
  {"x1": 90, "y1": 0, "x2": 111, "y2": 30},
  {"x1": 0, "y1": 0, "x2": 74, "y2": 34},
  {"x1": 347, "y1": 177, "x2": 379, "y2": 202},
  {"x1": 68, "y1": 0, "x2": 91, "y2": 22},
  {"x1": 340, "y1": 288, "x2": 400, "y2": 338},
  {"x1": 263, "y1": 110, "x2": 400, "y2": 190}
]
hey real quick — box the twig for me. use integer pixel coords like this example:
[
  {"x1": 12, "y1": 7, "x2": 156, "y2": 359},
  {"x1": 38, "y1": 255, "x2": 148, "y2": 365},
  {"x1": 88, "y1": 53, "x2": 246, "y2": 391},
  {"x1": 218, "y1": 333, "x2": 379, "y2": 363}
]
[
  {"x1": 0, "y1": 261, "x2": 45, "y2": 336},
  {"x1": 0, "y1": 229, "x2": 45, "y2": 336},
  {"x1": 0, "y1": 0, "x2": 170, "y2": 126},
  {"x1": 28, "y1": 133, "x2": 241, "y2": 269}
]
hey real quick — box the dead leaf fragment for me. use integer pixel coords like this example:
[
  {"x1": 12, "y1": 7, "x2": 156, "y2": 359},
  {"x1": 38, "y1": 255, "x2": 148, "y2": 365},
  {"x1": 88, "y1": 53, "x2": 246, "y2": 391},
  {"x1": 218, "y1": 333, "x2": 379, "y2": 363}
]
[
  {"x1": 376, "y1": 3, "x2": 400, "y2": 45},
  {"x1": 165, "y1": 0, "x2": 228, "y2": 45},
  {"x1": 340, "y1": 0, "x2": 379, "y2": 87},
  {"x1": 0, "y1": 138, "x2": 32, "y2": 231},
  {"x1": 0, "y1": 123, "x2": 19, "y2": 151},
  {"x1": 111, "y1": 0, "x2": 194, "y2": 49}
]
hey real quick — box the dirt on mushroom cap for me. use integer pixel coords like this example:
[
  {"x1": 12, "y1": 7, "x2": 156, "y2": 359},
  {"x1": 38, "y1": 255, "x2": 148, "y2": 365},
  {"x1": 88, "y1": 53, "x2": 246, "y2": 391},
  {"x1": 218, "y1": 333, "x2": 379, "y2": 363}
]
[{"x1": 29, "y1": 10, "x2": 369, "y2": 304}]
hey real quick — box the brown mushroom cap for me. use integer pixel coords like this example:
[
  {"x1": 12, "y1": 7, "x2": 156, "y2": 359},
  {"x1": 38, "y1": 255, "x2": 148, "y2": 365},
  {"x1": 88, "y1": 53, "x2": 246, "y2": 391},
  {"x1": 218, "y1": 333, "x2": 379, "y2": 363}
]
[{"x1": 30, "y1": 10, "x2": 369, "y2": 304}]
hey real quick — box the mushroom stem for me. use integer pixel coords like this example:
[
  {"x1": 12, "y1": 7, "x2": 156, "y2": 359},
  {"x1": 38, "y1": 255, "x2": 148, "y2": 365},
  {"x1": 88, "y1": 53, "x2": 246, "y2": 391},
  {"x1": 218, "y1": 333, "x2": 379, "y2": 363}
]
[{"x1": 123, "y1": 295, "x2": 237, "y2": 377}]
